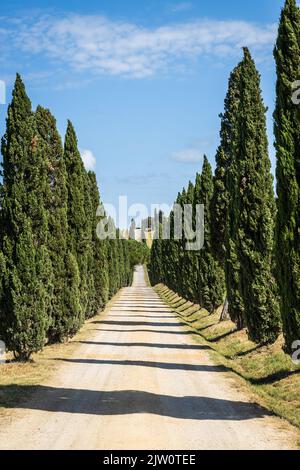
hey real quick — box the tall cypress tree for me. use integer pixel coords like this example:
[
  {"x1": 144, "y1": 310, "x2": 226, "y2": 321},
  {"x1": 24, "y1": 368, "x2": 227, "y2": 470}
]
[
  {"x1": 35, "y1": 106, "x2": 78, "y2": 341},
  {"x1": 235, "y1": 48, "x2": 280, "y2": 344},
  {"x1": 107, "y1": 218, "x2": 120, "y2": 297},
  {"x1": 197, "y1": 156, "x2": 225, "y2": 312},
  {"x1": 274, "y1": 0, "x2": 300, "y2": 351},
  {"x1": 224, "y1": 61, "x2": 246, "y2": 330},
  {"x1": 129, "y1": 219, "x2": 136, "y2": 240},
  {"x1": 64, "y1": 121, "x2": 87, "y2": 322},
  {"x1": 211, "y1": 62, "x2": 242, "y2": 266},
  {"x1": 0, "y1": 75, "x2": 52, "y2": 359},
  {"x1": 116, "y1": 229, "x2": 126, "y2": 287},
  {"x1": 181, "y1": 181, "x2": 195, "y2": 300},
  {"x1": 82, "y1": 170, "x2": 96, "y2": 318},
  {"x1": 149, "y1": 232, "x2": 163, "y2": 286},
  {"x1": 191, "y1": 173, "x2": 202, "y2": 303},
  {"x1": 163, "y1": 192, "x2": 182, "y2": 292},
  {"x1": 211, "y1": 59, "x2": 244, "y2": 321},
  {"x1": 88, "y1": 171, "x2": 109, "y2": 310},
  {"x1": 121, "y1": 239, "x2": 131, "y2": 286},
  {"x1": 177, "y1": 188, "x2": 187, "y2": 297}
]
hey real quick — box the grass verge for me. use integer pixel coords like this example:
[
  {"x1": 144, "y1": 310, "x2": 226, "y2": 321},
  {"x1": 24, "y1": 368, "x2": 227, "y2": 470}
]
[
  {"x1": 0, "y1": 291, "x2": 121, "y2": 414},
  {"x1": 155, "y1": 283, "x2": 300, "y2": 430}
]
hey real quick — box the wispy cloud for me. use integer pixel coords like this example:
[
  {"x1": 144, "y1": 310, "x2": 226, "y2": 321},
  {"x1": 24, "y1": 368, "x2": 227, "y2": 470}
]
[
  {"x1": 1, "y1": 13, "x2": 276, "y2": 79},
  {"x1": 169, "y1": 2, "x2": 193, "y2": 13},
  {"x1": 171, "y1": 148, "x2": 204, "y2": 163},
  {"x1": 80, "y1": 149, "x2": 96, "y2": 170}
]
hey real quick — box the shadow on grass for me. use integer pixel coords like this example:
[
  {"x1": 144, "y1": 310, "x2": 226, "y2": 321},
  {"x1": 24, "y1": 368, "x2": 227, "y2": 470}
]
[
  {"x1": 197, "y1": 323, "x2": 217, "y2": 332},
  {"x1": 209, "y1": 330, "x2": 238, "y2": 343},
  {"x1": 224, "y1": 345, "x2": 264, "y2": 360},
  {"x1": 249, "y1": 368, "x2": 300, "y2": 385}
]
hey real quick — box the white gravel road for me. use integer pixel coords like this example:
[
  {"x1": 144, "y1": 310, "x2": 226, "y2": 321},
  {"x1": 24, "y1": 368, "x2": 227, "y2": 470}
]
[{"x1": 0, "y1": 266, "x2": 298, "y2": 450}]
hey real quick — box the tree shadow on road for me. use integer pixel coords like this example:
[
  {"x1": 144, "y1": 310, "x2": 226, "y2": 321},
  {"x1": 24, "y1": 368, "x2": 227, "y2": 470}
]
[
  {"x1": 108, "y1": 314, "x2": 177, "y2": 319},
  {"x1": 77, "y1": 340, "x2": 210, "y2": 351},
  {"x1": 92, "y1": 328, "x2": 193, "y2": 336},
  {"x1": 0, "y1": 385, "x2": 271, "y2": 420},
  {"x1": 92, "y1": 320, "x2": 187, "y2": 327},
  {"x1": 54, "y1": 357, "x2": 228, "y2": 372}
]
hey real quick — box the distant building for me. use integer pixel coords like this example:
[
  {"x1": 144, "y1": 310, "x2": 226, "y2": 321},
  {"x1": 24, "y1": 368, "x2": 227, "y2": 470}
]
[
  {"x1": 134, "y1": 227, "x2": 142, "y2": 242},
  {"x1": 144, "y1": 228, "x2": 155, "y2": 249}
]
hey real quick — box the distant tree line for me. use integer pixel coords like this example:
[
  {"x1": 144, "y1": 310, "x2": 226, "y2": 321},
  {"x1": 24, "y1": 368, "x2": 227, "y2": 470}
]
[
  {"x1": 0, "y1": 75, "x2": 148, "y2": 360},
  {"x1": 149, "y1": 0, "x2": 300, "y2": 353}
]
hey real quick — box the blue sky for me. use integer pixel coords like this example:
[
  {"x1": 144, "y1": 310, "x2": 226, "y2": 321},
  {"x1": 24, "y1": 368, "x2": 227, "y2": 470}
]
[{"x1": 0, "y1": 0, "x2": 285, "y2": 226}]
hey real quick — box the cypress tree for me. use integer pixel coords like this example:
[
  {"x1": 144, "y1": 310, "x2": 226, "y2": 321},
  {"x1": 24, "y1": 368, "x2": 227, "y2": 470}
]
[
  {"x1": 63, "y1": 120, "x2": 87, "y2": 322},
  {"x1": 107, "y1": 218, "x2": 120, "y2": 297},
  {"x1": 161, "y1": 211, "x2": 174, "y2": 290},
  {"x1": 211, "y1": 62, "x2": 242, "y2": 266},
  {"x1": 162, "y1": 192, "x2": 182, "y2": 292},
  {"x1": 149, "y1": 209, "x2": 166, "y2": 286},
  {"x1": 274, "y1": 0, "x2": 300, "y2": 351},
  {"x1": 211, "y1": 60, "x2": 244, "y2": 321},
  {"x1": 149, "y1": 236, "x2": 163, "y2": 286},
  {"x1": 224, "y1": 62, "x2": 246, "y2": 330},
  {"x1": 116, "y1": 229, "x2": 125, "y2": 288},
  {"x1": 88, "y1": 171, "x2": 109, "y2": 310},
  {"x1": 191, "y1": 173, "x2": 202, "y2": 303},
  {"x1": 197, "y1": 156, "x2": 225, "y2": 312},
  {"x1": 4, "y1": 220, "x2": 51, "y2": 360},
  {"x1": 122, "y1": 239, "x2": 131, "y2": 286},
  {"x1": 129, "y1": 218, "x2": 136, "y2": 240},
  {"x1": 177, "y1": 188, "x2": 187, "y2": 297},
  {"x1": 181, "y1": 181, "x2": 195, "y2": 300},
  {"x1": 0, "y1": 75, "x2": 52, "y2": 359},
  {"x1": 82, "y1": 170, "x2": 96, "y2": 318},
  {"x1": 234, "y1": 48, "x2": 280, "y2": 344},
  {"x1": 35, "y1": 106, "x2": 78, "y2": 341}
]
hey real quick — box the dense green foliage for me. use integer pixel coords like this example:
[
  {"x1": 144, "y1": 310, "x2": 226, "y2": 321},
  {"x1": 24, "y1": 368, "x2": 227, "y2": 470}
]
[
  {"x1": 197, "y1": 157, "x2": 225, "y2": 312},
  {"x1": 274, "y1": 0, "x2": 300, "y2": 352},
  {"x1": 128, "y1": 240, "x2": 150, "y2": 268},
  {"x1": 231, "y1": 49, "x2": 280, "y2": 344},
  {"x1": 149, "y1": 157, "x2": 225, "y2": 312},
  {"x1": 0, "y1": 75, "x2": 53, "y2": 360},
  {"x1": 150, "y1": 1, "x2": 300, "y2": 349},
  {"x1": 1, "y1": 0, "x2": 300, "y2": 358},
  {"x1": 0, "y1": 75, "x2": 144, "y2": 360}
]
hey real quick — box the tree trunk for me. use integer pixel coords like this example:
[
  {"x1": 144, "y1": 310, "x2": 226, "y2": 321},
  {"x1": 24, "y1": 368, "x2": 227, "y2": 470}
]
[{"x1": 219, "y1": 297, "x2": 229, "y2": 321}]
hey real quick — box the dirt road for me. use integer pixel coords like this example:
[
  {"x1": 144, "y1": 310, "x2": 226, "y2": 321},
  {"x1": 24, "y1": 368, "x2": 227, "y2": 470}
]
[{"x1": 0, "y1": 266, "x2": 298, "y2": 449}]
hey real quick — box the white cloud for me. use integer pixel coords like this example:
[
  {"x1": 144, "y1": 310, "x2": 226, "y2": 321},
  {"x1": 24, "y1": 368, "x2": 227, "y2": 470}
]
[
  {"x1": 2, "y1": 13, "x2": 277, "y2": 78},
  {"x1": 171, "y1": 148, "x2": 204, "y2": 163},
  {"x1": 80, "y1": 149, "x2": 96, "y2": 170},
  {"x1": 170, "y1": 2, "x2": 193, "y2": 13}
]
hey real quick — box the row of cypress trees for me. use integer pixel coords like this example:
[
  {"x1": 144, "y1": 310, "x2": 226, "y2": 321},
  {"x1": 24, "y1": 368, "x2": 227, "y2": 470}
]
[
  {"x1": 149, "y1": 0, "x2": 300, "y2": 352},
  {"x1": 0, "y1": 74, "x2": 139, "y2": 360},
  {"x1": 149, "y1": 156, "x2": 225, "y2": 315}
]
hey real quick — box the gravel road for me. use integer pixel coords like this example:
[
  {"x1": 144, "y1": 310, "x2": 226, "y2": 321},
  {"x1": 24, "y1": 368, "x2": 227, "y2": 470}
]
[{"x1": 0, "y1": 266, "x2": 298, "y2": 449}]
